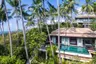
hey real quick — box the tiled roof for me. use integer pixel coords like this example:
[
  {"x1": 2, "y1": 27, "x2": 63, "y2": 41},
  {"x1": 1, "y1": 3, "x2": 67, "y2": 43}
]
[
  {"x1": 75, "y1": 14, "x2": 96, "y2": 19},
  {"x1": 50, "y1": 28, "x2": 96, "y2": 38}
]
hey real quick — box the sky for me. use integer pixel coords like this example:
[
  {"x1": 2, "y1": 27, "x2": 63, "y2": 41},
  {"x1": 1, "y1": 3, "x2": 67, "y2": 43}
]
[{"x1": 0, "y1": 0, "x2": 85, "y2": 32}]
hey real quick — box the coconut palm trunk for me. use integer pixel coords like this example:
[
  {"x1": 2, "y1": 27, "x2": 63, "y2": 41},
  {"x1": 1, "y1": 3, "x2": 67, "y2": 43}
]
[
  {"x1": 16, "y1": 16, "x2": 19, "y2": 45},
  {"x1": 38, "y1": 17, "x2": 42, "y2": 33},
  {"x1": 4, "y1": 0, "x2": 13, "y2": 57},
  {"x1": 42, "y1": 0, "x2": 54, "y2": 57},
  {"x1": 71, "y1": 10, "x2": 74, "y2": 27},
  {"x1": 15, "y1": 8, "x2": 19, "y2": 46},
  {"x1": 19, "y1": 0, "x2": 29, "y2": 63},
  {"x1": 57, "y1": 0, "x2": 61, "y2": 64},
  {"x1": 46, "y1": 23, "x2": 54, "y2": 56},
  {"x1": 6, "y1": 0, "x2": 21, "y2": 46},
  {"x1": 1, "y1": 22, "x2": 5, "y2": 46}
]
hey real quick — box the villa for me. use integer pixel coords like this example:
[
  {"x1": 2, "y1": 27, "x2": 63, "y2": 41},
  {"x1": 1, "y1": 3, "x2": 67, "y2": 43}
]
[
  {"x1": 50, "y1": 28, "x2": 96, "y2": 62},
  {"x1": 39, "y1": 14, "x2": 96, "y2": 62},
  {"x1": 75, "y1": 14, "x2": 96, "y2": 27}
]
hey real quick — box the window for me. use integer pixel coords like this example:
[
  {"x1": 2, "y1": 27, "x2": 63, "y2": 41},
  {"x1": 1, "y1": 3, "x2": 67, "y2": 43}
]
[
  {"x1": 70, "y1": 38, "x2": 77, "y2": 45},
  {"x1": 61, "y1": 37, "x2": 69, "y2": 45}
]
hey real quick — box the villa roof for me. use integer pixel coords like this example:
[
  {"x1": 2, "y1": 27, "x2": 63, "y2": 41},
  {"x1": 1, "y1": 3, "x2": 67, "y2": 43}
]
[
  {"x1": 75, "y1": 14, "x2": 96, "y2": 19},
  {"x1": 50, "y1": 28, "x2": 96, "y2": 38}
]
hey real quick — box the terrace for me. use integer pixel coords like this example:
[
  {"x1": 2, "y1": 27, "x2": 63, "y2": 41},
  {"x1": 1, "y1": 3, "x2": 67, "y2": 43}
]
[{"x1": 49, "y1": 28, "x2": 96, "y2": 61}]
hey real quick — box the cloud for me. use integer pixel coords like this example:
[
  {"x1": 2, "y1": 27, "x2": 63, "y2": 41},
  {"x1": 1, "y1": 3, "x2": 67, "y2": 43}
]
[
  {"x1": 0, "y1": 0, "x2": 2, "y2": 6},
  {"x1": 77, "y1": 7, "x2": 82, "y2": 14}
]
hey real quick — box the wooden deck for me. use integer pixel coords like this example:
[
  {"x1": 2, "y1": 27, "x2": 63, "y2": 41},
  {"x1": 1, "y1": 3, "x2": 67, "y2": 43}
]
[{"x1": 59, "y1": 53, "x2": 92, "y2": 62}]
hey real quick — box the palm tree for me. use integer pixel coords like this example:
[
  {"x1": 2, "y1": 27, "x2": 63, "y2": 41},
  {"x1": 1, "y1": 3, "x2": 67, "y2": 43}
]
[
  {"x1": 92, "y1": 1, "x2": 96, "y2": 22},
  {"x1": 29, "y1": 0, "x2": 55, "y2": 58},
  {"x1": 93, "y1": 2, "x2": 96, "y2": 14},
  {"x1": 0, "y1": 7, "x2": 6, "y2": 46},
  {"x1": 60, "y1": 1, "x2": 71, "y2": 28},
  {"x1": 42, "y1": 0, "x2": 54, "y2": 57},
  {"x1": 18, "y1": 0, "x2": 29, "y2": 63},
  {"x1": 29, "y1": 0, "x2": 44, "y2": 33},
  {"x1": 1, "y1": 0, "x2": 13, "y2": 57},
  {"x1": 1, "y1": 22, "x2": 5, "y2": 45},
  {"x1": 67, "y1": 0, "x2": 78, "y2": 27},
  {"x1": 6, "y1": 0, "x2": 29, "y2": 45},
  {"x1": 57, "y1": 0, "x2": 77, "y2": 63},
  {"x1": 82, "y1": 0, "x2": 94, "y2": 27},
  {"x1": 47, "y1": 1, "x2": 57, "y2": 29},
  {"x1": 6, "y1": 0, "x2": 20, "y2": 45},
  {"x1": 57, "y1": 0, "x2": 61, "y2": 64}
]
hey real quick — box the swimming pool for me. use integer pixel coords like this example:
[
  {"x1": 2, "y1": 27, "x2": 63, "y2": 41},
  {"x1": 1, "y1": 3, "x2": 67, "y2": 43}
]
[{"x1": 60, "y1": 45, "x2": 89, "y2": 55}]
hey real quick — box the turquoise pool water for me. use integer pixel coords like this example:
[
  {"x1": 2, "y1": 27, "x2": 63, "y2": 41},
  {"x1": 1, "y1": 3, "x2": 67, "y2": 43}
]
[{"x1": 60, "y1": 45, "x2": 89, "y2": 55}]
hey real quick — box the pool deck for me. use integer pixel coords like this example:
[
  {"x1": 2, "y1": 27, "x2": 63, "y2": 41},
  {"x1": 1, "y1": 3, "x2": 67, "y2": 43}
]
[
  {"x1": 88, "y1": 50, "x2": 96, "y2": 54},
  {"x1": 56, "y1": 50, "x2": 92, "y2": 62},
  {"x1": 39, "y1": 44, "x2": 95, "y2": 62}
]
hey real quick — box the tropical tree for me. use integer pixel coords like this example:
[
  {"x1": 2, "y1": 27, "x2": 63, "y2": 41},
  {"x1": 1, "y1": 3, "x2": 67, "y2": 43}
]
[
  {"x1": 0, "y1": 56, "x2": 25, "y2": 64},
  {"x1": 91, "y1": 1, "x2": 96, "y2": 31},
  {"x1": 92, "y1": 1, "x2": 96, "y2": 14},
  {"x1": 90, "y1": 19, "x2": 96, "y2": 31},
  {"x1": 66, "y1": 0, "x2": 78, "y2": 27},
  {"x1": 1, "y1": 0, "x2": 13, "y2": 57},
  {"x1": 1, "y1": 22, "x2": 5, "y2": 45},
  {"x1": 82, "y1": 0, "x2": 94, "y2": 13},
  {"x1": 28, "y1": 0, "x2": 44, "y2": 32},
  {"x1": 47, "y1": 1, "x2": 57, "y2": 29},
  {"x1": 57, "y1": 0, "x2": 61, "y2": 64},
  {"x1": 26, "y1": 28, "x2": 47, "y2": 64},
  {"x1": 42, "y1": 0, "x2": 55, "y2": 57},
  {"x1": 18, "y1": 0, "x2": 29, "y2": 63},
  {"x1": 6, "y1": 0, "x2": 29, "y2": 45},
  {"x1": 28, "y1": 0, "x2": 55, "y2": 58},
  {"x1": 82, "y1": 0, "x2": 94, "y2": 27},
  {"x1": 6, "y1": 0, "x2": 20, "y2": 45},
  {"x1": 56, "y1": 0, "x2": 78, "y2": 63},
  {"x1": 60, "y1": 1, "x2": 71, "y2": 28},
  {"x1": 0, "y1": 7, "x2": 6, "y2": 46}
]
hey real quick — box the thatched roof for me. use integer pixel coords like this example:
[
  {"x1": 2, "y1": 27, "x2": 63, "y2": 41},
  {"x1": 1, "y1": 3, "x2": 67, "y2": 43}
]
[
  {"x1": 75, "y1": 14, "x2": 96, "y2": 19},
  {"x1": 50, "y1": 28, "x2": 96, "y2": 38}
]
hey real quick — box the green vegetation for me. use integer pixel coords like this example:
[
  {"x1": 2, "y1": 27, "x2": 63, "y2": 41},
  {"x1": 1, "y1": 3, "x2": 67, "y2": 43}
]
[
  {"x1": 0, "y1": 56, "x2": 25, "y2": 64},
  {"x1": 0, "y1": 26, "x2": 95, "y2": 64},
  {"x1": 0, "y1": 0, "x2": 96, "y2": 64},
  {"x1": 90, "y1": 19, "x2": 96, "y2": 31},
  {"x1": 0, "y1": 28, "x2": 47, "y2": 64}
]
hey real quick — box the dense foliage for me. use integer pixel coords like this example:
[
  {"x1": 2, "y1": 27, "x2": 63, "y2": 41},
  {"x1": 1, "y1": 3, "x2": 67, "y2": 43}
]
[
  {"x1": 0, "y1": 0, "x2": 96, "y2": 64},
  {"x1": 0, "y1": 56, "x2": 25, "y2": 64},
  {"x1": 90, "y1": 20, "x2": 96, "y2": 31},
  {"x1": 0, "y1": 28, "x2": 47, "y2": 64}
]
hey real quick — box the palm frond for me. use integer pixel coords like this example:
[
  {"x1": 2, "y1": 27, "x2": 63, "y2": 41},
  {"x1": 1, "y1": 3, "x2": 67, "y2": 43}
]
[
  {"x1": 47, "y1": 2, "x2": 57, "y2": 12},
  {"x1": 6, "y1": 0, "x2": 14, "y2": 6}
]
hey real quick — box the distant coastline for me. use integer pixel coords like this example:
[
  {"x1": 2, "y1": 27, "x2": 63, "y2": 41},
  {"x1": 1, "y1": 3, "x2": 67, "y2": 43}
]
[{"x1": 0, "y1": 30, "x2": 22, "y2": 35}]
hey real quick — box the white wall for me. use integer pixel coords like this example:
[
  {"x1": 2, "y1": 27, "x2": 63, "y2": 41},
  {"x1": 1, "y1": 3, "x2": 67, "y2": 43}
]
[
  {"x1": 95, "y1": 39, "x2": 96, "y2": 48},
  {"x1": 61, "y1": 37, "x2": 70, "y2": 45},
  {"x1": 77, "y1": 38, "x2": 83, "y2": 47}
]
